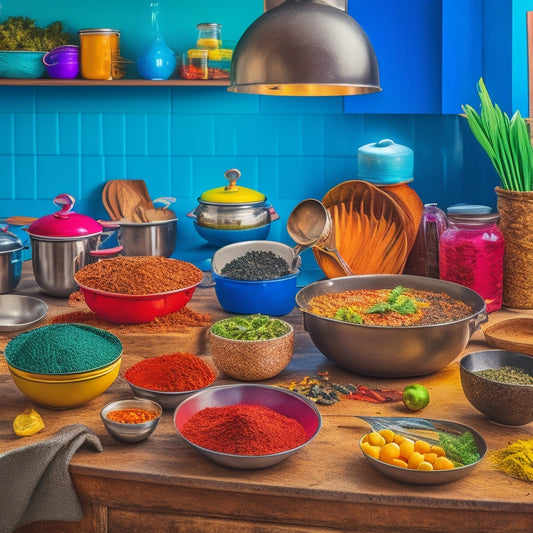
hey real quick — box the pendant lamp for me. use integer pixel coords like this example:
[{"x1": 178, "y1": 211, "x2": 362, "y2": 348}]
[{"x1": 228, "y1": 0, "x2": 381, "y2": 96}]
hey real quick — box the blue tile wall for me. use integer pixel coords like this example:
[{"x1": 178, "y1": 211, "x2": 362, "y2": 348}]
[{"x1": 0, "y1": 0, "x2": 502, "y2": 273}]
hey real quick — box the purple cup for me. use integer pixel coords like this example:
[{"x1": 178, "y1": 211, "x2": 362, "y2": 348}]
[{"x1": 43, "y1": 45, "x2": 79, "y2": 79}]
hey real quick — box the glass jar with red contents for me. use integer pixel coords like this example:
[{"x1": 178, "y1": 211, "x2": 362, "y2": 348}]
[{"x1": 439, "y1": 206, "x2": 504, "y2": 312}]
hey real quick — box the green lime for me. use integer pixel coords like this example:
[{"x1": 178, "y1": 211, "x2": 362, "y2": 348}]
[{"x1": 402, "y1": 384, "x2": 430, "y2": 412}]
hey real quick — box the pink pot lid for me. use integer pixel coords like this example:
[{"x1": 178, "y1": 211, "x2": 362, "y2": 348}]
[{"x1": 28, "y1": 194, "x2": 103, "y2": 238}]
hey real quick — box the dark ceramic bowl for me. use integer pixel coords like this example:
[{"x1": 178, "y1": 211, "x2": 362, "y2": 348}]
[{"x1": 460, "y1": 350, "x2": 533, "y2": 426}]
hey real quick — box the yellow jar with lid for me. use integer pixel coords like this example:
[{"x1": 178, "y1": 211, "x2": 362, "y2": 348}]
[
  {"x1": 79, "y1": 28, "x2": 124, "y2": 80},
  {"x1": 196, "y1": 23, "x2": 222, "y2": 49}
]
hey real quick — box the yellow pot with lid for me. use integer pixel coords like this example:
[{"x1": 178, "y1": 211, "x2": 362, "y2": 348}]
[{"x1": 187, "y1": 168, "x2": 280, "y2": 247}]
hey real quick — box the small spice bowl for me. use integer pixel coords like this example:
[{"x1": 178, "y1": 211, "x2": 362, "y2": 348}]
[
  {"x1": 127, "y1": 381, "x2": 214, "y2": 410},
  {"x1": 101, "y1": 398, "x2": 162, "y2": 443},
  {"x1": 124, "y1": 353, "x2": 217, "y2": 410},
  {"x1": 460, "y1": 350, "x2": 533, "y2": 426},
  {"x1": 209, "y1": 316, "x2": 294, "y2": 381}
]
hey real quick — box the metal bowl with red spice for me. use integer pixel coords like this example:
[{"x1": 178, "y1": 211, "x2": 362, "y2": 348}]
[
  {"x1": 174, "y1": 384, "x2": 322, "y2": 469},
  {"x1": 73, "y1": 256, "x2": 203, "y2": 324},
  {"x1": 124, "y1": 352, "x2": 217, "y2": 409}
]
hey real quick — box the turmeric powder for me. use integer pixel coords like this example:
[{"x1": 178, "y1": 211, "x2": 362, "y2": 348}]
[{"x1": 490, "y1": 439, "x2": 533, "y2": 482}]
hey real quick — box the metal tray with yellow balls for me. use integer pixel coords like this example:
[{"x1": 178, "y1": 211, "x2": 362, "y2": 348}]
[{"x1": 358, "y1": 417, "x2": 487, "y2": 485}]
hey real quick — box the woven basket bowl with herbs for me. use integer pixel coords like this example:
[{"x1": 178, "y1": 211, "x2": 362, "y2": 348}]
[
  {"x1": 209, "y1": 315, "x2": 294, "y2": 382},
  {"x1": 462, "y1": 78, "x2": 533, "y2": 192}
]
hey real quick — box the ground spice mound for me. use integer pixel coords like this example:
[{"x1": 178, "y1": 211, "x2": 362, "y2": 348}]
[
  {"x1": 74, "y1": 256, "x2": 203, "y2": 295},
  {"x1": 124, "y1": 352, "x2": 215, "y2": 392},
  {"x1": 181, "y1": 404, "x2": 308, "y2": 455},
  {"x1": 51, "y1": 306, "x2": 212, "y2": 332},
  {"x1": 308, "y1": 287, "x2": 473, "y2": 326}
]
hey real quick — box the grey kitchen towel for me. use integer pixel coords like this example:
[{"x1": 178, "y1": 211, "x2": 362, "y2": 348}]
[{"x1": 0, "y1": 423, "x2": 102, "y2": 533}]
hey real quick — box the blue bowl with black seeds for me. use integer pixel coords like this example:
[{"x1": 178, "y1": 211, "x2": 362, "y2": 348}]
[{"x1": 211, "y1": 241, "x2": 301, "y2": 316}]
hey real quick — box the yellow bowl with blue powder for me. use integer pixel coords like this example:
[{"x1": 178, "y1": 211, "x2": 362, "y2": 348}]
[{"x1": 5, "y1": 323, "x2": 123, "y2": 408}]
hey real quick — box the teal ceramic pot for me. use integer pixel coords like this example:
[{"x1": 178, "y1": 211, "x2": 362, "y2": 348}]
[{"x1": 0, "y1": 51, "x2": 46, "y2": 79}]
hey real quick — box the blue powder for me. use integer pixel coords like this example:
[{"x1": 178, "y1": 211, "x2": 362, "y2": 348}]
[{"x1": 5, "y1": 323, "x2": 122, "y2": 374}]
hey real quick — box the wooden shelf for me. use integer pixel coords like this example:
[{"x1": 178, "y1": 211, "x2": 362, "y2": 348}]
[{"x1": 0, "y1": 78, "x2": 230, "y2": 87}]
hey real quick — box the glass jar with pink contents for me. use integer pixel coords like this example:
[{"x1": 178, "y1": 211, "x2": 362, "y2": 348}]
[{"x1": 439, "y1": 206, "x2": 504, "y2": 313}]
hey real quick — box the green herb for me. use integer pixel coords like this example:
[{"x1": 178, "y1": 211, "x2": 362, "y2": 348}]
[
  {"x1": 0, "y1": 16, "x2": 73, "y2": 51},
  {"x1": 462, "y1": 77, "x2": 533, "y2": 191},
  {"x1": 474, "y1": 366, "x2": 533, "y2": 386},
  {"x1": 211, "y1": 314, "x2": 290, "y2": 340},
  {"x1": 334, "y1": 307, "x2": 363, "y2": 324},
  {"x1": 366, "y1": 286, "x2": 418, "y2": 315},
  {"x1": 437, "y1": 430, "x2": 480, "y2": 466}
]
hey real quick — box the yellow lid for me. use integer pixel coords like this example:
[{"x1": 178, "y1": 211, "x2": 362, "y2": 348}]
[{"x1": 199, "y1": 169, "x2": 266, "y2": 204}]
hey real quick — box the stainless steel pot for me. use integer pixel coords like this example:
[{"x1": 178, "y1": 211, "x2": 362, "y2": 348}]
[
  {"x1": 0, "y1": 227, "x2": 24, "y2": 294},
  {"x1": 101, "y1": 218, "x2": 178, "y2": 257},
  {"x1": 28, "y1": 194, "x2": 120, "y2": 297},
  {"x1": 190, "y1": 201, "x2": 277, "y2": 230},
  {"x1": 296, "y1": 274, "x2": 488, "y2": 378},
  {"x1": 187, "y1": 168, "x2": 279, "y2": 246}
]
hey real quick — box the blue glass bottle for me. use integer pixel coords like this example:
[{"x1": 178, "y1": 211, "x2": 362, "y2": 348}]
[{"x1": 136, "y1": 1, "x2": 176, "y2": 80}]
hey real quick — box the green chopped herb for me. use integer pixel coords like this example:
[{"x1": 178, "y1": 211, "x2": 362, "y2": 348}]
[
  {"x1": 334, "y1": 307, "x2": 363, "y2": 324},
  {"x1": 474, "y1": 366, "x2": 533, "y2": 386},
  {"x1": 437, "y1": 430, "x2": 480, "y2": 466},
  {"x1": 366, "y1": 286, "x2": 418, "y2": 316},
  {"x1": 211, "y1": 314, "x2": 290, "y2": 340}
]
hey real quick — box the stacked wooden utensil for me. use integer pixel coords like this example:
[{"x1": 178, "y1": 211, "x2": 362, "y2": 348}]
[{"x1": 102, "y1": 180, "x2": 175, "y2": 222}]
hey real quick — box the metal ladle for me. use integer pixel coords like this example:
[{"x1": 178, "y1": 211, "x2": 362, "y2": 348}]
[{"x1": 287, "y1": 198, "x2": 353, "y2": 275}]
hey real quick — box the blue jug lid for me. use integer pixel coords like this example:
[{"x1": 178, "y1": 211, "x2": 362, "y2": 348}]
[{"x1": 357, "y1": 139, "x2": 414, "y2": 185}]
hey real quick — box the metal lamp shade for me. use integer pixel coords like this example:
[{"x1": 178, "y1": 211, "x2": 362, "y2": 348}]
[{"x1": 228, "y1": 0, "x2": 381, "y2": 96}]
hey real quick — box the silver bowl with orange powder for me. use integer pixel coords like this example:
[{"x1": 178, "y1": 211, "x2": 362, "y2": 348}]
[
  {"x1": 173, "y1": 384, "x2": 321, "y2": 469},
  {"x1": 125, "y1": 352, "x2": 217, "y2": 410}
]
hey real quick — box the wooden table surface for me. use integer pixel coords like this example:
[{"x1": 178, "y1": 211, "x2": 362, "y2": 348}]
[{"x1": 2, "y1": 263, "x2": 533, "y2": 533}]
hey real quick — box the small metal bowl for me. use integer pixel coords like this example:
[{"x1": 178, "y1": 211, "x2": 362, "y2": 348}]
[
  {"x1": 460, "y1": 350, "x2": 533, "y2": 426},
  {"x1": 0, "y1": 295, "x2": 48, "y2": 332},
  {"x1": 359, "y1": 419, "x2": 487, "y2": 485},
  {"x1": 126, "y1": 380, "x2": 215, "y2": 410},
  {"x1": 101, "y1": 398, "x2": 162, "y2": 443},
  {"x1": 174, "y1": 384, "x2": 321, "y2": 469}
]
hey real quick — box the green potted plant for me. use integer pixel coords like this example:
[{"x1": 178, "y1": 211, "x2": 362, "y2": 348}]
[
  {"x1": 463, "y1": 78, "x2": 533, "y2": 308},
  {"x1": 0, "y1": 16, "x2": 73, "y2": 78}
]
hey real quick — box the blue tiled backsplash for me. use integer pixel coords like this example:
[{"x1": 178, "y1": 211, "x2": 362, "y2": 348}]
[{"x1": 0, "y1": 1, "x2": 501, "y2": 274}]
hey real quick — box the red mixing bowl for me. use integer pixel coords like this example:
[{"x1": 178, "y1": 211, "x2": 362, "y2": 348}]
[{"x1": 77, "y1": 281, "x2": 200, "y2": 324}]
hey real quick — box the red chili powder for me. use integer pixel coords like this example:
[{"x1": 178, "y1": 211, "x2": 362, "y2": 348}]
[
  {"x1": 125, "y1": 352, "x2": 215, "y2": 392},
  {"x1": 180, "y1": 404, "x2": 308, "y2": 455}
]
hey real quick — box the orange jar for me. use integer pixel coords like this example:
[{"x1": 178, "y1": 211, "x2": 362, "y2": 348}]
[{"x1": 79, "y1": 28, "x2": 124, "y2": 80}]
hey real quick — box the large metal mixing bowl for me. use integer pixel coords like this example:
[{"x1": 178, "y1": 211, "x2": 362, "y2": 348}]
[{"x1": 296, "y1": 274, "x2": 488, "y2": 378}]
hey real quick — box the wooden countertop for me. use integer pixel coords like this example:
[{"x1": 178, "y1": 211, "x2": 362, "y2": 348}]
[{"x1": 2, "y1": 263, "x2": 533, "y2": 533}]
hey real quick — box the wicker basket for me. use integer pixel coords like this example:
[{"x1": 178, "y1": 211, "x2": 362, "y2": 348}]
[{"x1": 495, "y1": 186, "x2": 533, "y2": 308}]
